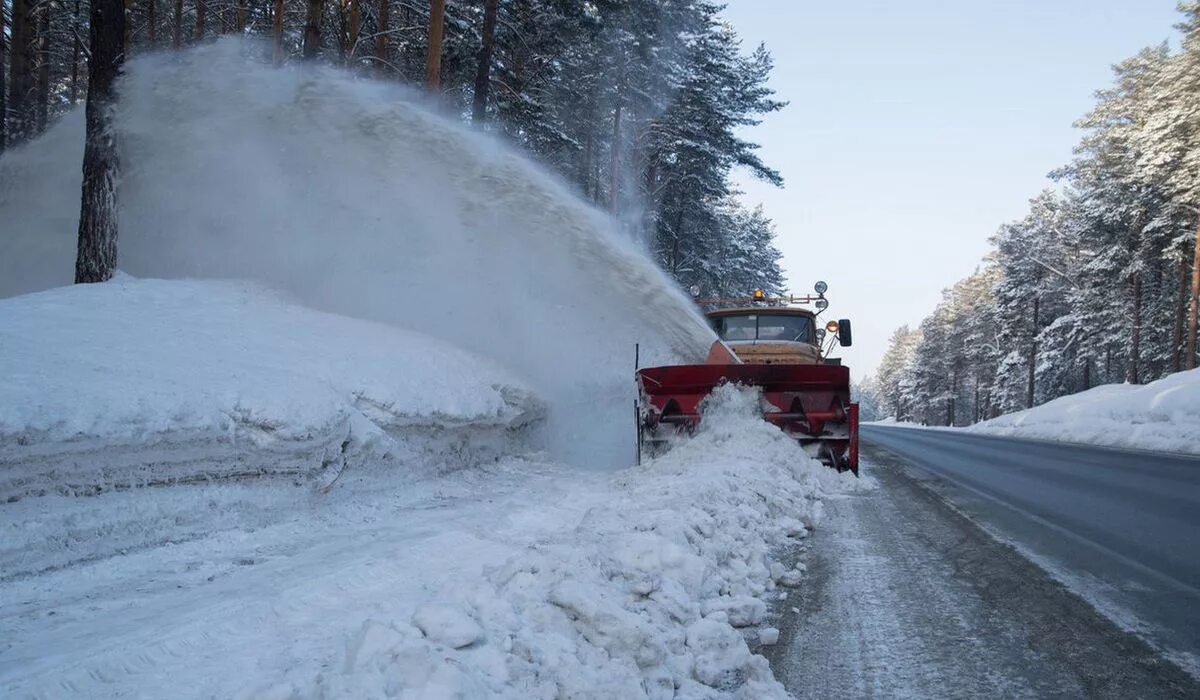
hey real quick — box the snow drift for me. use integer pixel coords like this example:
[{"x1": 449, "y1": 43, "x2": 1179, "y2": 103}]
[
  {"x1": 967, "y1": 369, "x2": 1200, "y2": 455},
  {"x1": 0, "y1": 275, "x2": 544, "y2": 501},
  {"x1": 0, "y1": 38, "x2": 715, "y2": 467}
]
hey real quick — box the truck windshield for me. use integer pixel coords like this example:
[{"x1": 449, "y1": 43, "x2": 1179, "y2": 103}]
[{"x1": 711, "y1": 314, "x2": 812, "y2": 342}]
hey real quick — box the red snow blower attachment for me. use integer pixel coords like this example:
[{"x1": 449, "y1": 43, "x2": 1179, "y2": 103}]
[{"x1": 636, "y1": 282, "x2": 859, "y2": 475}]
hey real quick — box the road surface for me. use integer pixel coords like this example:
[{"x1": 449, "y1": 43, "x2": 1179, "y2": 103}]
[{"x1": 767, "y1": 428, "x2": 1200, "y2": 698}]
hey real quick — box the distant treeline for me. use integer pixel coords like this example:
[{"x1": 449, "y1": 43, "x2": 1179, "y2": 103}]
[{"x1": 865, "y1": 3, "x2": 1200, "y2": 425}]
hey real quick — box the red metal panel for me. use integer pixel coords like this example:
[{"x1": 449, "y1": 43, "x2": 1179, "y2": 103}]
[
  {"x1": 848, "y1": 403, "x2": 859, "y2": 475},
  {"x1": 637, "y1": 364, "x2": 849, "y2": 396}
]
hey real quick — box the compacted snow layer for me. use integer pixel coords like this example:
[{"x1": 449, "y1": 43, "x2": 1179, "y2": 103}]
[
  {"x1": 966, "y1": 369, "x2": 1200, "y2": 455},
  {"x1": 0, "y1": 276, "x2": 543, "y2": 501},
  {"x1": 1, "y1": 385, "x2": 857, "y2": 698}
]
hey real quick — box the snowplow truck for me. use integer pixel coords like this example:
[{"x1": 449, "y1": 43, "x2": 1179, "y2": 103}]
[{"x1": 637, "y1": 282, "x2": 859, "y2": 475}]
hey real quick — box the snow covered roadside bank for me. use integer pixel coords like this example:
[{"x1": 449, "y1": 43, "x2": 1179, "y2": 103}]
[
  {"x1": 966, "y1": 369, "x2": 1200, "y2": 455},
  {"x1": 306, "y1": 387, "x2": 852, "y2": 699},
  {"x1": 866, "y1": 369, "x2": 1200, "y2": 456},
  {"x1": 0, "y1": 276, "x2": 544, "y2": 503},
  {"x1": 2, "y1": 383, "x2": 855, "y2": 698}
]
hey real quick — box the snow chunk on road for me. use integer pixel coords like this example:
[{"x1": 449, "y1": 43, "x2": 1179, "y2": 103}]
[
  {"x1": 702, "y1": 596, "x2": 767, "y2": 627},
  {"x1": 412, "y1": 603, "x2": 485, "y2": 649},
  {"x1": 966, "y1": 368, "x2": 1200, "y2": 455},
  {"x1": 686, "y1": 617, "x2": 763, "y2": 689},
  {"x1": 0, "y1": 276, "x2": 543, "y2": 498}
]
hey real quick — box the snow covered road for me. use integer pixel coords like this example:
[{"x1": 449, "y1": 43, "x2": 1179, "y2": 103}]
[{"x1": 768, "y1": 448, "x2": 1200, "y2": 698}]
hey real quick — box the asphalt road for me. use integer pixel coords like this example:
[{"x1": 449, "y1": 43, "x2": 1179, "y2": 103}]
[
  {"x1": 766, "y1": 429, "x2": 1200, "y2": 698},
  {"x1": 862, "y1": 425, "x2": 1200, "y2": 672}
]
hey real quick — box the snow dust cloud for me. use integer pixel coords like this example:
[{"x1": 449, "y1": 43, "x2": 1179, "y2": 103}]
[{"x1": 0, "y1": 39, "x2": 715, "y2": 467}]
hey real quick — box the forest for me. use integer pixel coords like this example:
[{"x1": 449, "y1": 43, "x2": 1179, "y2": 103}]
[
  {"x1": 0, "y1": 0, "x2": 787, "y2": 296},
  {"x1": 867, "y1": 3, "x2": 1200, "y2": 425}
]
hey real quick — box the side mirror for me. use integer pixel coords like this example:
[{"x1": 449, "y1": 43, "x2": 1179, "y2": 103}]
[{"x1": 838, "y1": 319, "x2": 853, "y2": 347}]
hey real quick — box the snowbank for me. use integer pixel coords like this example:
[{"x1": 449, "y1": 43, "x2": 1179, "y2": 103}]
[
  {"x1": 0, "y1": 276, "x2": 543, "y2": 500},
  {"x1": 966, "y1": 370, "x2": 1200, "y2": 454},
  {"x1": 1, "y1": 385, "x2": 858, "y2": 699},
  {"x1": 313, "y1": 386, "x2": 848, "y2": 699}
]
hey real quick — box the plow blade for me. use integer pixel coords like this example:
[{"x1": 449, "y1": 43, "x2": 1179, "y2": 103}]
[{"x1": 637, "y1": 363, "x2": 859, "y2": 474}]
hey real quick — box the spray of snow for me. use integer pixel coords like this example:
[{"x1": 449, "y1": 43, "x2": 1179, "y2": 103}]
[{"x1": 0, "y1": 39, "x2": 716, "y2": 467}]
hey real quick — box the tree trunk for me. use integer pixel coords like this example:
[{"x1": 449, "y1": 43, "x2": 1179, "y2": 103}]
[
  {"x1": 271, "y1": 0, "x2": 283, "y2": 63},
  {"x1": 580, "y1": 121, "x2": 594, "y2": 195},
  {"x1": 124, "y1": 0, "x2": 133, "y2": 48},
  {"x1": 374, "y1": 0, "x2": 387, "y2": 75},
  {"x1": 148, "y1": 0, "x2": 157, "y2": 44},
  {"x1": 302, "y1": 0, "x2": 322, "y2": 59},
  {"x1": 948, "y1": 367, "x2": 958, "y2": 426},
  {"x1": 72, "y1": 0, "x2": 83, "y2": 101},
  {"x1": 36, "y1": 0, "x2": 50, "y2": 133},
  {"x1": 1027, "y1": 295, "x2": 1039, "y2": 408},
  {"x1": 174, "y1": 0, "x2": 182, "y2": 48},
  {"x1": 195, "y1": 0, "x2": 205, "y2": 40},
  {"x1": 471, "y1": 0, "x2": 498, "y2": 122},
  {"x1": 609, "y1": 102, "x2": 622, "y2": 215},
  {"x1": 425, "y1": 0, "x2": 444, "y2": 89},
  {"x1": 76, "y1": 0, "x2": 126, "y2": 284},
  {"x1": 235, "y1": 0, "x2": 246, "y2": 32},
  {"x1": 10, "y1": 0, "x2": 36, "y2": 143},
  {"x1": 1189, "y1": 216, "x2": 1200, "y2": 370},
  {"x1": 345, "y1": 0, "x2": 359, "y2": 62},
  {"x1": 1174, "y1": 255, "x2": 1188, "y2": 372},
  {"x1": 669, "y1": 193, "x2": 685, "y2": 274},
  {"x1": 0, "y1": 0, "x2": 6, "y2": 153},
  {"x1": 1129, "y1": 271, "x2": 1142, "y2": 384},
  {"x1": 1082, "y1": 356, "x2": 1091, "y2": 391}
]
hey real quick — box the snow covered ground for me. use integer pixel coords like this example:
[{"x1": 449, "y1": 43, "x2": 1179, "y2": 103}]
[
  {"x1": 0, "y1": 276, "x2": 543, "y2": 503},
  {"x1": 967, "y1": 370, "x2": 1200, "y2": 455},
  {"x1": 1, "y1": 278, "x2": 858, "y2": 698},
  {"x1": 869, "y1": 370, "x2": 1200, "y2": 455}
]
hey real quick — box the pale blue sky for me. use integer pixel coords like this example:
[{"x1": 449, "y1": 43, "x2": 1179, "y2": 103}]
[{"x1": 723, "y1": 0, "x2": 1184, "y2": 378}]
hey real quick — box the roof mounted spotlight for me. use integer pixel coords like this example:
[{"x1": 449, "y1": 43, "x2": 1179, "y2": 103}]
[
  {"x1": 689, "y1": 285, "x2": 701, "y2": 298},
  {"x1": 815, "y1": 298, "x2": 829, "y2": 310},
  {"x1": 814, "y1": 280, "x2": 828, "y2": 295},
  {"x1": 753, "y1": 289, "x2": 765, "y2": 301}
]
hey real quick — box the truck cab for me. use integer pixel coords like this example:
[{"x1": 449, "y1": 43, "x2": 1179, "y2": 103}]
[{"x1": 707, "y1": 307, "x2": 822, "y2": 365}]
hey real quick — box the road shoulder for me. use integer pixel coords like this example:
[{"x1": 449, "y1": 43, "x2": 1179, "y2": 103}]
[{"x1": 766, "y1": 448, "x2": 1200, "y2": 699}]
